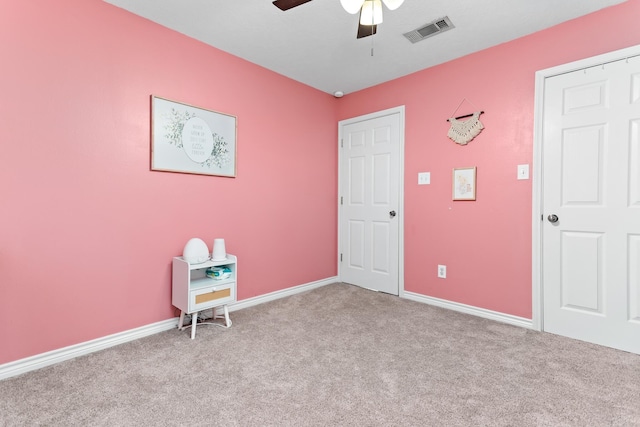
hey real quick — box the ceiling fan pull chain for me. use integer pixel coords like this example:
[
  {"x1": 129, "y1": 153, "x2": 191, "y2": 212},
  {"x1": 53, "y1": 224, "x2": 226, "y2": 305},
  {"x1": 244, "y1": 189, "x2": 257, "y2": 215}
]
[{"x1": 371, "y1": 22, "x2": 375, "y2": 56}]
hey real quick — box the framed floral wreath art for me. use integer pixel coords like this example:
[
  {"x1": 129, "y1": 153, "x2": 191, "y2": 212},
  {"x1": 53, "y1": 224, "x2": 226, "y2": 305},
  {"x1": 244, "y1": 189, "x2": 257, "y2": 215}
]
[{"x1": 151, "y1": 95, "x2": 237, "y2": 177}]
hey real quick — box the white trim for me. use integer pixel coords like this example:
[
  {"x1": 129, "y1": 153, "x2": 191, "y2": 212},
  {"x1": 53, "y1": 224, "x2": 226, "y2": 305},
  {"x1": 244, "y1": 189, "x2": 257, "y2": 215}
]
[
  {"x1": 227, "y1": 276, "x2": 337, "y2": 312},
  {"x1": 403, "y1": 291, "x2": 534, "y2": 330},
  {"x1": 0, "y1": 318, "x2": 178, "y2": 381},
  {"x1": 531, "y1": 67, "x2": 545, "y2": 332},
  {"x1": 532, "y1": 43, "x2": 640, "y2": 332},
  {"x1": 337, "y1": 106, "x2": 406, "y2": 296},
  {"x1": 0, "y1": 277, "x2": 337, "y2": 381}
]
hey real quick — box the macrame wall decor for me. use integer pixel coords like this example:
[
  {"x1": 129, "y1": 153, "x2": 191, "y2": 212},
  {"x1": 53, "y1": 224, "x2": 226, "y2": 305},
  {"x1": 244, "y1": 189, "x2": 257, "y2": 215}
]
[{"x1": 446, "y1": 98, "x2": 484, "y2": 145}]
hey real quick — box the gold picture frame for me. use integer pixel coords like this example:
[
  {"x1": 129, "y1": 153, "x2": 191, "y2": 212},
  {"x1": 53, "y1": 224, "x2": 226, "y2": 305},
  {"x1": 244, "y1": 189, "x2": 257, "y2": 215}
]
[
  {"x1": 151, "y1": 95, "x2": 237, "y2": 177},
  {"x1": 452, "y1": 167, "x2": 476, "y2": 200}
]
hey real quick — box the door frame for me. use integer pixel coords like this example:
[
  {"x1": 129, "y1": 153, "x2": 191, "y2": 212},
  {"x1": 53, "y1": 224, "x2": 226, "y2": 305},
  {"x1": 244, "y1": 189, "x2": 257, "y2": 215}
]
[
  {"x1": 337, "y1": 105, "x2": 406, "y2": 296},
  {"x1": 532, "y1": 43, "x2": 640, "y2": 331}
]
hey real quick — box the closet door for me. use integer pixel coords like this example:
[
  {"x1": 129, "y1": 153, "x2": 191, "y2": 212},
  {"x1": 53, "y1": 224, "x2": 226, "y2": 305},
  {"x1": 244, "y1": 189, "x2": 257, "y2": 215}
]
[
  {"x1": 542, "y1": 55, "x2": 640, "y2": 354},
  {"x1": 339, "y1": 108, "x2": 403, "y2": 295}
]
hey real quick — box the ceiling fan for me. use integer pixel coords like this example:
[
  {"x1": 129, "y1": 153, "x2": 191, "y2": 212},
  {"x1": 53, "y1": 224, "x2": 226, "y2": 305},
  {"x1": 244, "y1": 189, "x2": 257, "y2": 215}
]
[{"x1": 272, "y1": 0, "x2": 405, "y2": 39}]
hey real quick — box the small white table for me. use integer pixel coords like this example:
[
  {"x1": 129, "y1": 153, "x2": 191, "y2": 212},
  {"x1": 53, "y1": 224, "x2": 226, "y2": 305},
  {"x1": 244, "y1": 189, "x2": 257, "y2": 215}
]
[{"x1": 172, "y1": 254, "x2": 237, "y2": 339}]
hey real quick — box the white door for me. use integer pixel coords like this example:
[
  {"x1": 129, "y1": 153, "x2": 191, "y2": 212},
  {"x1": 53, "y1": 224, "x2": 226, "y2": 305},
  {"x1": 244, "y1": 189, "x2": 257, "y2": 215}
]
[
  {"x1": 339, "y1": 107, "x2": 403, "y2": 295},
  {"x1": 542, "y1": 55, "x2": 640, "y2": 353}
]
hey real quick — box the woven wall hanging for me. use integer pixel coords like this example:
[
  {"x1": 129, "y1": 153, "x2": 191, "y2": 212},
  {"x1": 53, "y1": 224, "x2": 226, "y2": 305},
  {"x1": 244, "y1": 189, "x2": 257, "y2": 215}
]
[{"x1": 446, "y1": 98, "x2": 484, "y2": 145}]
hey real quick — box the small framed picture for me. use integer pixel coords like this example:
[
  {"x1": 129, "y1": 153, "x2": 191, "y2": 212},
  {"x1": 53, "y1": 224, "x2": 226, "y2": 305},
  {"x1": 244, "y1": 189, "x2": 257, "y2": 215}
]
[{"x1": 452, "y1": 167, "x2": 476, "y2": 200}]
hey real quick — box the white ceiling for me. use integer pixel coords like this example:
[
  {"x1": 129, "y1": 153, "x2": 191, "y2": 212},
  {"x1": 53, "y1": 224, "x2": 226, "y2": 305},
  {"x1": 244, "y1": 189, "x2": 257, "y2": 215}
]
[{"x1": 103, "y1": 0, "x2": 627, "y2": 95}]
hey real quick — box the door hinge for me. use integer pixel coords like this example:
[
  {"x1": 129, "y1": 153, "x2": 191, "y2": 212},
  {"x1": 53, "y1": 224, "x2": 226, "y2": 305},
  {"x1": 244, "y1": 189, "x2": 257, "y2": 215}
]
[
  {"x1": 341, "y1": 139, "x2": 343, "y2": 148},
  {"x1": 340, "y1": 253, "x2": 343, "y2": 262},
  {"x1": 340, "y1": 196, "x2": 343, "y2": 205}
]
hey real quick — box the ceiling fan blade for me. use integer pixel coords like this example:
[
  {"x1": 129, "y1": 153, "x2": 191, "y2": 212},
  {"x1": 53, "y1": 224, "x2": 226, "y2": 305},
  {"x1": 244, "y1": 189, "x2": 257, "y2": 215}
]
[
  {"x1": 357, "y1": 23, "x2": 377, "y2": 38},
  {"x1": 356, "y1": 24, "x2": 378, "y2": 39},
  {"x1": 272, "y1": 0, "x2": 313, "y2": 11},
  {"x1": 356, "y1": 8, "x2": 377, "y2": 38}
]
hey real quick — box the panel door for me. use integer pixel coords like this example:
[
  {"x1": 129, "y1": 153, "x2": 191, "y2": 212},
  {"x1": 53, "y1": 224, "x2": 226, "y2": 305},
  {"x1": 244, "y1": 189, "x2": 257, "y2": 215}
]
[
  {"x1": 339, "y1": 112, "x2": 401, "y2": 295},
  {"x1": 542, "y1": 56, "x2": 640, "y2": 353}
]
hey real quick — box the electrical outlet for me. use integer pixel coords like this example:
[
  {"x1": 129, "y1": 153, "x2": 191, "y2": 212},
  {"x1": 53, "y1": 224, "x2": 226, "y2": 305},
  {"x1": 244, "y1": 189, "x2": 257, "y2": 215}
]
[{"x1": 437, "y1": 265, "x2": 446, "y2": 279}]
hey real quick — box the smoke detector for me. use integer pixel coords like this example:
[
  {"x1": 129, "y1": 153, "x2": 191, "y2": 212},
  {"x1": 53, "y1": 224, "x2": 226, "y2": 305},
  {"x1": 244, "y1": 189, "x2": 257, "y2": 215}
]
[{"x1": 403, "y1": 16, "x2": 454, "y2": 44}]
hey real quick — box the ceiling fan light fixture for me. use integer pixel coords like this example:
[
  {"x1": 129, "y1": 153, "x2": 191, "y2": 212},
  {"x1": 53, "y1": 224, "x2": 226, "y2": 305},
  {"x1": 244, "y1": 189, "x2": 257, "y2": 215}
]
[
  {"x1": 381, "y1": 0, "x2": 404, "y2": 10},
  {"x1": 360, "y1": 0, "x2": 383, "y2": 25},
  {"x1": 340, "y1": 0, "x2": 365, "y2": 14}
]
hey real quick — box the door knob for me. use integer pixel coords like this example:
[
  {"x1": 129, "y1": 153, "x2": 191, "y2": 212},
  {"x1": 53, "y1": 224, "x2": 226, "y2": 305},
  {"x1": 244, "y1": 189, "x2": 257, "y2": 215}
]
[
  {"x1": 389, "y1": 210, "x2": 396, "y2": 218},
  {"x1": 547, "y1": 214, "x2": 559, "y2": 223}
]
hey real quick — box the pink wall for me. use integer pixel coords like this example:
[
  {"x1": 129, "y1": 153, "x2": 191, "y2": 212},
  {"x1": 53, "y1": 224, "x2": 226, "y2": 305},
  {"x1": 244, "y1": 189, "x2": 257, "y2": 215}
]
[
  {"x1": 0, "y1": 0, "x2": 337, "y2": 364},
  {"x1": 337, "y1": 0, "x2": 640, "y2": 319},
  {"x1": 1, "y1": 0, "x2": 639, "y2": 366}
]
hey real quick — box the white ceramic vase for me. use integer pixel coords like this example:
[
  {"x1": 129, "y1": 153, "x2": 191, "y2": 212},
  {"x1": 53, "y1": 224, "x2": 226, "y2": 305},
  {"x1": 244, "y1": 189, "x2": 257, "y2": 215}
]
[{"x1": 212, "y1": 238, "x2": 226, "y2": 261}]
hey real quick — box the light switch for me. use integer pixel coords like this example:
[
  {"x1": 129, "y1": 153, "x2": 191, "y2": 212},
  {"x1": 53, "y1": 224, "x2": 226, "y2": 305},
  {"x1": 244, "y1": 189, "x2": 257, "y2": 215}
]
[
  {"x1": 517, "y1": 164, "x2": 529, "y2": 180},
  {"x1": 418, "y1": 172, "x2": 431, "y2": 185}
]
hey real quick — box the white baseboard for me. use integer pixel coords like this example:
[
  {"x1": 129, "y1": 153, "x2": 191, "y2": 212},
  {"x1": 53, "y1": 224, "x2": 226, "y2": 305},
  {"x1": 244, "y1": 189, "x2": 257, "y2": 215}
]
[
  {"x1": 0, "y1": 318, "x2": 179, "y2": 381},
  {"x1": 402, "y1": 291, "x2": 534, "y2": 329},
  {"x1": 0, "y1": 277, "x2": 337, "y2": 381},
  {"x1": 228, "y1": 276, "x2": 338, "y2": 312}
]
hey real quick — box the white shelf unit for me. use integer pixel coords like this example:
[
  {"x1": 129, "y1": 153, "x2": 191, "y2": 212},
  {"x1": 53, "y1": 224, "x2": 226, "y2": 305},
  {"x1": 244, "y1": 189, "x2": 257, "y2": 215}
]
[{"x1": 172, "y1": 254, "x2": 237, "y2": 339}]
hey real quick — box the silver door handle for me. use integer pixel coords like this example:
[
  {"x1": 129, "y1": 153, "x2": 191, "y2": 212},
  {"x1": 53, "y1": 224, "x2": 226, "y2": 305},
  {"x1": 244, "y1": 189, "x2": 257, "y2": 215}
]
[
  {"x1": 390, "y1": 210, "x2": 396, "y2": 218},
  {"x1": 547, "y1": 214, "x2": 559, "y2": 223}
]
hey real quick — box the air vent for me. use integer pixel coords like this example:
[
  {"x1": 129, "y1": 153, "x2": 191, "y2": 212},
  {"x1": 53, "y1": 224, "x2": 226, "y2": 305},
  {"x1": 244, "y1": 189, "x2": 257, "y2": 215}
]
[{"x1": 403, "y1": 16, "x2": 454, "y2": 44}]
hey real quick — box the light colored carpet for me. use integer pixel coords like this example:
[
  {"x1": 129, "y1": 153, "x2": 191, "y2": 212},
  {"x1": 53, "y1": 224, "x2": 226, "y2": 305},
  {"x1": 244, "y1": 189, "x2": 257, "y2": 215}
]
[{"x1": 1, "y1": 283, "x2": 639, "y2": 426}]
